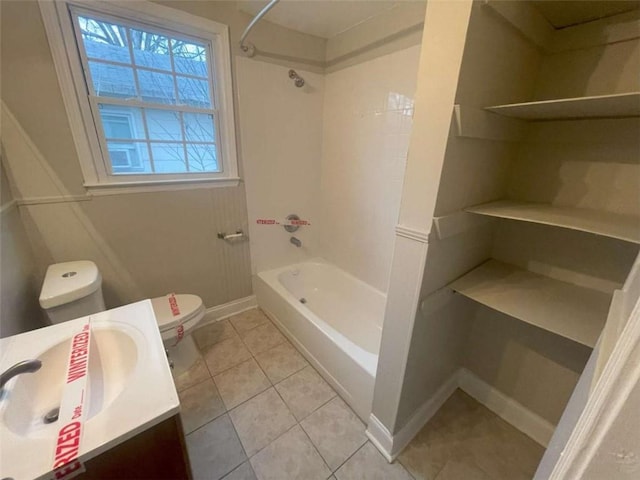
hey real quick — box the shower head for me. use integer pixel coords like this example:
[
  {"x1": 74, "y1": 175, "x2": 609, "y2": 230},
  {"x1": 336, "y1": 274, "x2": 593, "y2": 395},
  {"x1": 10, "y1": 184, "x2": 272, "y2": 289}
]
[{"x1": 288, "y1": 69, "x2": 305, "y2": 88}]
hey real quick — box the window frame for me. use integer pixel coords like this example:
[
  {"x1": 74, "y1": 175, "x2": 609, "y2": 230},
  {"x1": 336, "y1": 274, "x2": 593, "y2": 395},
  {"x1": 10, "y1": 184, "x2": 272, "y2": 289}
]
[{"x1": 39, "y1": 0, "x2": 239, "y2": 193}]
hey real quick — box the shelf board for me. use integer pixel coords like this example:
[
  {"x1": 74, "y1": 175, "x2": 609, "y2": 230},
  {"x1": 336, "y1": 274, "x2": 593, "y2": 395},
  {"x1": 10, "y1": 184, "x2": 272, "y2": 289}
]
[
  {"x1": 485, "y1": 92, "x2": 640, "y2": 120},
  {"x1": 450, "y1": 260, "x2": 612, "y2": 347},
  {"x1": 466, "y1": 200, "x2": 640, "y2": 244}
]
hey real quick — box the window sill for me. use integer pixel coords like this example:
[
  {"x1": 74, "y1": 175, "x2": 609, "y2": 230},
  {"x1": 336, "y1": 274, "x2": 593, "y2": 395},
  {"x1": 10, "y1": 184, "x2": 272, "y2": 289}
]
[{"x1": 84, "y1": 177, "x2": 241, "y2": 196}]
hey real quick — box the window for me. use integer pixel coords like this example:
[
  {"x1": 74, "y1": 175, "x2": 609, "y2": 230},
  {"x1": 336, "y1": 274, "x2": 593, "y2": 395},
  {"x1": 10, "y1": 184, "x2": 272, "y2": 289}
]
[
  {"x1": 40, "y1": 1, "x2": 238, "y2": 192},
  {"x1": 101, "y1": 111, "x2": 145, "y2": 173}
]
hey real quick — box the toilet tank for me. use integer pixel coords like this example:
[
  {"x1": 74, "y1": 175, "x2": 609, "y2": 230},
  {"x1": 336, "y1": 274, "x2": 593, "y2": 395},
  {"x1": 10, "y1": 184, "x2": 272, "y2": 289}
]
[{"x1": 39, "y1": 261, "x2": 106, "y2": 324}]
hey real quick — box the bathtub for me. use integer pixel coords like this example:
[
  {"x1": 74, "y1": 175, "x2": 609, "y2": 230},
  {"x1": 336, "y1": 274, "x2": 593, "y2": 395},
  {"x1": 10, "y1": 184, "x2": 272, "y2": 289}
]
[{"x1": 254, "y1": 259, "x2": 385, "y2": 420}]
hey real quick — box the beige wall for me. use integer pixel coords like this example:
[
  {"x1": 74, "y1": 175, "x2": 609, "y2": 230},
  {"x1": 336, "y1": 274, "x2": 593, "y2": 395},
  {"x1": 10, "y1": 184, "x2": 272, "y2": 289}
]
[
  {"x1": 1, "y1": 0, "x2": 85, "y2": 196},
  {"x1": 534, "y1": 39, "x2": 640, "y2": 100},
  {"x1": 0, "y1": 162, "x2": 45, "y2": 337},
  {"x1": 508, "y1": 118, "x2": 640, "y2": 218},
  {"x1": 463, "y1": 308, "x2": 592, "y2": 424}
]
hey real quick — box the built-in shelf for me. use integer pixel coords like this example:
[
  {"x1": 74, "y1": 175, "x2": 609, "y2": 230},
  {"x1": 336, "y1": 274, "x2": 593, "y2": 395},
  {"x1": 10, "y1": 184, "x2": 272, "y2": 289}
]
[
  {"x1": 466, "y1": 200, "x2": 640, "y2": 244},
  {"x1": 450, "y1": 260, "x2": 612, "y2": 347},
  {"x1": 486, "y1": 92, "x2": 640, "y2": 120}
]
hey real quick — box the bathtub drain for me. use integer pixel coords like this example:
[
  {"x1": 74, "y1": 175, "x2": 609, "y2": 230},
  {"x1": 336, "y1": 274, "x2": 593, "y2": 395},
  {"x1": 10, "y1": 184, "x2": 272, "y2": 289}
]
[{"x1": 299, "y1": 298, "x2": 307, "y2": 304}]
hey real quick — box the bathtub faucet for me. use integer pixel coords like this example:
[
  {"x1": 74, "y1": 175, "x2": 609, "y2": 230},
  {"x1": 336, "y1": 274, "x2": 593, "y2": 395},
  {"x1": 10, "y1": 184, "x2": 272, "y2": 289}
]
[{"x1": 290, "y1": 237, "x2": 302, "y2": 248}]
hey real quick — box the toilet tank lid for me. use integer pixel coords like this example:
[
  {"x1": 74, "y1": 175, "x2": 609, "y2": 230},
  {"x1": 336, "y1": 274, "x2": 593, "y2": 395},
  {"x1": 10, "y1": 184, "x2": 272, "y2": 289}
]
[{"x1": 39, "y1": 261, "x2": 102, "y2": 309}]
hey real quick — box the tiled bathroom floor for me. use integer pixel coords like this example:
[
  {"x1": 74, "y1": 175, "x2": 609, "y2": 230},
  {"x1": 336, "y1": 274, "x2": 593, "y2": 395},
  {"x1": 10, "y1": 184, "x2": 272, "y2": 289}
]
[
  {"x1": 399, "y1": 390, "x2": 545, "y2": 480},
  {"x1": 174, "y1": 308, "x2": 413, "y2": 480},
  {"x1": 174, "y1": 308, "x2": 544, "y2": 480}
]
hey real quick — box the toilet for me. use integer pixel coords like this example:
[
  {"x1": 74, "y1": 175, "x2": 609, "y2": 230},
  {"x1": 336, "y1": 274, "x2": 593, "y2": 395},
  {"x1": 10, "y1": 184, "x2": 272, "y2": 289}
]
[
  {"x1": 39, "y1": 260, "x2": 205, "y2": 375},
  {"x1": 149, "y1": 293, "x2": 205, "y2": 374}
]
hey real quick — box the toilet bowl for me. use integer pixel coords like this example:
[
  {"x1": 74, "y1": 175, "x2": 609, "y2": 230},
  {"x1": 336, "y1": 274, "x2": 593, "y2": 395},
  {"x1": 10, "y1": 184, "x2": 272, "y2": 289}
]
[
  {"x1": 150, "y1": 294, "x2": 206, "y2": 375},
  {"x1": 39, "y1": 261, "x2": 206, "y2": 374}
]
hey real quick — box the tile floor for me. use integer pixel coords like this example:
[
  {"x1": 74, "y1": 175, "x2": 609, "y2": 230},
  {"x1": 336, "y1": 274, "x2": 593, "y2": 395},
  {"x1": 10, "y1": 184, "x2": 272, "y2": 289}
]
[
  {"x1": 174, "y1": 308, "x2": 413, "y2": 480},
  {"x1": 174, "y1": 308, "x2": 544, "y2": 480},
  {"x1": 398, "y1": 390, "x2": 545, "y2": 480}
]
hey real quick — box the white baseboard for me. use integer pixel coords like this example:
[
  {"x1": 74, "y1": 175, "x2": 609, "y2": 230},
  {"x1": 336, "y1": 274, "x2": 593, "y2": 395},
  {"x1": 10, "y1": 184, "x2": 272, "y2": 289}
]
[
  {"x1": 366, "y1": 415, "x2": 394, "y2": 462},
  {"x1": 199, "y1": 295, "x2": 257, "y2": 326},
  {"x1": 458, "y1": 368, "x2": 554, "y2": 447},
  {"x1": 367, "y1": 368, "x2": 555, "y2": 462},
  {"x1": 391, "y1": 371, "x2": 460, "y2": 459},
  {"x1": 366, "y1": 370, "x2": 460, "y2": 461}
]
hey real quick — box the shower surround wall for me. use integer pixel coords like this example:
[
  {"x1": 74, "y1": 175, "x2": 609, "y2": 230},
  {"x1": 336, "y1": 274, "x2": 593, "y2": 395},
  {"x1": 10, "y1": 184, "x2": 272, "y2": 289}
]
[
  {"x1": 237, "y1": 58, "x2": 325, "y2": 274},
  {"x1": 240, "y1": 46, "x2": 421, "y2": 293},
  {"x1": 320, "y1": 45, "x2": 421, "y2": 292}
]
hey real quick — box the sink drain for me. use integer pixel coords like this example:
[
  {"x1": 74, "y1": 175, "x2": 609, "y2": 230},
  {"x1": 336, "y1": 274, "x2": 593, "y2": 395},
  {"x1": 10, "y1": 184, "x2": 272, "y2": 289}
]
[
  {"x1": 43, "y1": 407, "x2": 60, "y2": 424},
  {"x1": 299, "y1": 298, "x2": 307, "y2": 304}
]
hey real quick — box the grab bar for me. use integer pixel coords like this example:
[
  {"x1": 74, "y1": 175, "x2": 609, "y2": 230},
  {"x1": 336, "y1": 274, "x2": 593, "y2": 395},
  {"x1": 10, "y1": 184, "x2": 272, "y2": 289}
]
[{"x1": 240, "y1": 0, "x2": 280, "y2": 57}]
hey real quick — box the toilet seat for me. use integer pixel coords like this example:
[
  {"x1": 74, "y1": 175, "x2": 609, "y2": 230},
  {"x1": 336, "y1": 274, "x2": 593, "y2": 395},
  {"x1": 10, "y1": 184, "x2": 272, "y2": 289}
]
[{"x1": 150, "y1": 294, "x2": 205, "y2": 342}]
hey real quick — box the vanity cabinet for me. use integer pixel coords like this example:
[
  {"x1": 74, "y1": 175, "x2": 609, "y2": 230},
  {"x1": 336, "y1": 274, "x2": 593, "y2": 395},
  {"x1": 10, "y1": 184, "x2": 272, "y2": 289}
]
[{"x1": 77, "y1": 414, "x2": 192, "y2": 479}]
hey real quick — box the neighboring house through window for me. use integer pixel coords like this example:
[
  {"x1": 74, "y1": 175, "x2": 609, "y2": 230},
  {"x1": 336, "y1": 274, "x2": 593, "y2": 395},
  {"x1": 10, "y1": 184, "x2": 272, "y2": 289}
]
[
  {"x1": 101, "y1": 111, "x2": 144, "y2": 173},
  {"x1": 40, "y1": 0, "x2": 238, "y2": 192}
]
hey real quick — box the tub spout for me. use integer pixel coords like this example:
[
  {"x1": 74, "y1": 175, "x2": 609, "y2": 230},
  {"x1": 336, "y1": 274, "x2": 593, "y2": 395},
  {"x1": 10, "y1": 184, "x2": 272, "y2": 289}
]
[{"x1": 290, "y1": 237, "x2": 302, "y2": 248}]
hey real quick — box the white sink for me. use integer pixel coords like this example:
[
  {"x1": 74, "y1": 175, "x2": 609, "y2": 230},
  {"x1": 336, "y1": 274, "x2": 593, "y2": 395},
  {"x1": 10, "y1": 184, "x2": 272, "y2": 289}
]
[
  {"x1": 3, "y1": 326, "x2": 137, "y2": 437},
  {"x1": 0, "y1": 300, "x2": 179, "y2": 480}
]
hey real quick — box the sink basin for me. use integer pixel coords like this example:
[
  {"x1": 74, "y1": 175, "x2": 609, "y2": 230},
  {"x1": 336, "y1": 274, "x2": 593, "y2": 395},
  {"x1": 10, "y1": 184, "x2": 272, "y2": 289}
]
[
  {"x1": 0, "y1": 300, "x2": 179, "y2": 480},
  {"x1": 3, "y1": 326, "x2": 137, "y2": 437}
]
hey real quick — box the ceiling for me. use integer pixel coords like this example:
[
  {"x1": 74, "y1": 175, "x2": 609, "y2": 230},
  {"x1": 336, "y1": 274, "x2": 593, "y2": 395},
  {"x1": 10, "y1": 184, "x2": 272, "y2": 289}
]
[
  {"x1": 237, "y1": 1, "x2": 640, "y2": 39},
  {"x1": 237, "y1": 1, "x2": 402, "y2": 39},
  {"x1": 531, "y1": 0, "x2": 640, "y2": 28}
]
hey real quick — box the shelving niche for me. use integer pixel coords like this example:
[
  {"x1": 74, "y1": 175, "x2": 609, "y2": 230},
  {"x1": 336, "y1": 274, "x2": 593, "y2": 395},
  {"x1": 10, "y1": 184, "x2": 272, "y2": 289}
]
[
  {"x1": 448, "y1": 29, "x2": 640, "y2": 358},
  {"x1": 450, "y1": 89, "x2": 640, "y2": 351},
  {"x1": 410, "y1": 0, "x2": 640, "y2": 468}
]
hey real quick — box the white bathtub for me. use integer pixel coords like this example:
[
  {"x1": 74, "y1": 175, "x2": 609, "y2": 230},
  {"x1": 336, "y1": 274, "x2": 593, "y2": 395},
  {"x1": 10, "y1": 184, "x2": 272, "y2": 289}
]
[{"x1": 255, "y1": 259, "x2": 385, "y2": 420}]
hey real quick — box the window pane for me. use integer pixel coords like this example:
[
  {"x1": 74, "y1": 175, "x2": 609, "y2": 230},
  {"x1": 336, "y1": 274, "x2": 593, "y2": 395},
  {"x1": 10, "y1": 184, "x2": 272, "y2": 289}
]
[
  {"x1": 98, "y1": 105, "x2": 144, "y2": 140},
  {"x1": 138, "y1": 69, "x2": 176, "y2": 104},
  {"x1": 89, "y1": 62, "x2": 136, "y2": 98},
  {"x1": 183, "y1": 113, "x2": 215, "y2": 142},
  {"x1": 107, "y1": 141, "x2": 151, "y2": 174},
  {"x1": 146, "y1": 109, "x2": 183, "y2": 141},
  {"x1": 187, "y1": 144, "x2": 218, "y2": 172},
  {"x1": 177, "y1": 76, "x2": 211, "y2": 108},
  {"x1": 131, "y1": 29, "x2": 171, "y2": 71},
  {"x1": 172, "y1": 40, "x2": 208, "y2": 78},
  {"x1": 151, "y1": 143, "x2": 187, "y2": 173},
  {"x1": 78, "y1": 16, "x2": 131, "y2": 64}
]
